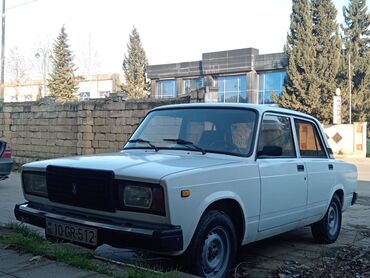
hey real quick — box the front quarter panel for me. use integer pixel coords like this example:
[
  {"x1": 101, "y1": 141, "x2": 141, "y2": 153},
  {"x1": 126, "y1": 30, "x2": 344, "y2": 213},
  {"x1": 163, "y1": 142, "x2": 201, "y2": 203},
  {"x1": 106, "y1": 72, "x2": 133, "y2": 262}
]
[{"x1": 163, "y1": 162, "x2": 260, "y2": 251}]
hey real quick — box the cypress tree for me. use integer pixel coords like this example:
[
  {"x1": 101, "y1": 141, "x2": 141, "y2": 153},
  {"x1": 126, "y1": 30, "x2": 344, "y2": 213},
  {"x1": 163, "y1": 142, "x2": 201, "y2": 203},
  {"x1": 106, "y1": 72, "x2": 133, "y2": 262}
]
[
  {"x1": 311, "y1": 0, "x2": 341, "y2": 124},
  {"x1": 122, "y1": 26, "x2": 150, "y2": 99},
  {"x1": 276, "y1": 0, "x2": 321, "y2": 118},
  {"x1": 339, "y1": 0, "x2": 370, "y2": 123},
  {"x1": 47, "y1": 26, "x2": 78, "y2": 102}
]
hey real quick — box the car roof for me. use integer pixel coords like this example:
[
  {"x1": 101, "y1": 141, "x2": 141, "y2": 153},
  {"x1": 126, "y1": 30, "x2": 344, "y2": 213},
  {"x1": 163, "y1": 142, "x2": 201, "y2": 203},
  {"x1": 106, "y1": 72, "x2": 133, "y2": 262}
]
[{"x1": 151, "y1": 103, "x2": 318, "y2": 121}]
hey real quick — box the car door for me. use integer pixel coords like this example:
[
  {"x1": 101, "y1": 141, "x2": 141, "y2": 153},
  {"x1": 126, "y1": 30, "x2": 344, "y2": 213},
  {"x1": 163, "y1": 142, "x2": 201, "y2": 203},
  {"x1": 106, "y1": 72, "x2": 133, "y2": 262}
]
[
  {"x1": 294, "y1": 118, "x2": 335, "y2": 219},
  {"x1": 257, "y1": 114, "x2": 308, "y2": 231}
]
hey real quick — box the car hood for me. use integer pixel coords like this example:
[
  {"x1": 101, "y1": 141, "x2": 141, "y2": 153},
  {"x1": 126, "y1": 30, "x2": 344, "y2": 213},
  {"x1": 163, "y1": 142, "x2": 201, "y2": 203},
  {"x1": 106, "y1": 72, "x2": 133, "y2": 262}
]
[{"x1": 23, "y1": 150, "x2": 242, "y2": 182}]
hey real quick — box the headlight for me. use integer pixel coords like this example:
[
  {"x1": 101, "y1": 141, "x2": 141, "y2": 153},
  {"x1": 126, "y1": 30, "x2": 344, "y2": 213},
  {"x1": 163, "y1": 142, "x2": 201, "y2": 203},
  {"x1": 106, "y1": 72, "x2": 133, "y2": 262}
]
[
  {"x1": 124, "y1": 186, "x2": 152, "y2": 209},
  {"x1": 120, "y1": 182, "x2": 165, "y2": 215},
  {"x1": 22, "y1": 171, "x2": 47, "y2": 197}
]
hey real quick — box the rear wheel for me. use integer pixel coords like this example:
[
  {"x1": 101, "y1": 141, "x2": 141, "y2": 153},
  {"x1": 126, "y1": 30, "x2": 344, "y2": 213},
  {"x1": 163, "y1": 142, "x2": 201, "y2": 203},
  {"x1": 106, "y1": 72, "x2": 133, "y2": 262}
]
[
  {"x1": 185, "y1": 210, "x2": 237, "y2": 278},
  {"x1": 311, "y1": 194, "x2": 342, "y2": 243}
]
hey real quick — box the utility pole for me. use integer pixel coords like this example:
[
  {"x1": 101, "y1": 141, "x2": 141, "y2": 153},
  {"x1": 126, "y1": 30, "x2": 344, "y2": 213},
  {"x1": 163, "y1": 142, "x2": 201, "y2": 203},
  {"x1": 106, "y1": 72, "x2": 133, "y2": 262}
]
[
  {"x1": 348, "y1": 53, "x2": 352, "y2": 124},
  {"x1": 0, "y1": 0, "x2": 5, "y2": 101}
]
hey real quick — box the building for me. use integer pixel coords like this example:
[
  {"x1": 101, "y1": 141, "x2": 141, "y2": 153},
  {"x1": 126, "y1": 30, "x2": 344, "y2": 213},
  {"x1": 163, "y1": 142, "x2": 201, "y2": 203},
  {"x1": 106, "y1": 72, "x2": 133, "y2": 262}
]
[
  {"x1": 3, "y1": 74, "x2": 120, "y2": 102},
  {"x1": 147, "y1": 48, "x2": 287, "y2": 104}
]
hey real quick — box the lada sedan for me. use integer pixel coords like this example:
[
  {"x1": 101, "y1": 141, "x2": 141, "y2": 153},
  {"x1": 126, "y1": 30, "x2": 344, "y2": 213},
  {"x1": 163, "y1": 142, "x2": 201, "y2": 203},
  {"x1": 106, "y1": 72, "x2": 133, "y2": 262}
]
[{"x1": 15, "y1": 103, "x2": 357, "y2": 278}]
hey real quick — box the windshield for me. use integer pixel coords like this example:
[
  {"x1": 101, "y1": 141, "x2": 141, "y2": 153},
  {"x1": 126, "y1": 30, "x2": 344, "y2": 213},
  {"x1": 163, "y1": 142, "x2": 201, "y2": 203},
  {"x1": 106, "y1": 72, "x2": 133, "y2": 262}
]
[{"x1": 124, "y1": 107, "x2": 257, "y2": 156}]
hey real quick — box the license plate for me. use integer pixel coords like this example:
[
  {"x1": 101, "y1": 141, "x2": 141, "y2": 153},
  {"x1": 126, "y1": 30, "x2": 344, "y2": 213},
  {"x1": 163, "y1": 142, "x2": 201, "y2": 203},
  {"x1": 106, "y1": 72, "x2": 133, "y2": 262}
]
[{"x1": 45, "y1": 219, "x2": 98, "y2": 246}]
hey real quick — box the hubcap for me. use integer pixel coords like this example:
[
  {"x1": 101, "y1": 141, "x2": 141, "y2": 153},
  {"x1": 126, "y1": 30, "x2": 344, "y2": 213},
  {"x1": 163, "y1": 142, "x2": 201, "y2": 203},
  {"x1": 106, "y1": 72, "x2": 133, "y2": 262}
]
[
  {"x1": 201, "y1": 226, "x2": 231, "y2": 278},
  {"x1": 328, "y1": 203, "x2": 339, "y2": 236}
]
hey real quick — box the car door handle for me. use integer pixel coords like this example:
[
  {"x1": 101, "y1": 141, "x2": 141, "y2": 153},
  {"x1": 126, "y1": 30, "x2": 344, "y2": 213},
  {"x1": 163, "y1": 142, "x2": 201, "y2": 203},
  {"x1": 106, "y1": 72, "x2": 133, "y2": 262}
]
[
  {"x1": 297, "y1": 164, "x2": 305, "y2": 172},
  {"x1": 328, "y1": 164, "x2": 334, "y2": 170}
]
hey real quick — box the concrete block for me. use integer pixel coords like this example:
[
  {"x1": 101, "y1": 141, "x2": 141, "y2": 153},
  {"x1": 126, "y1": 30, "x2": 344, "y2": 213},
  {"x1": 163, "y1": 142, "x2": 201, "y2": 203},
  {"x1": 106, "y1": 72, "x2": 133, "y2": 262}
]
[
  {"x1": 82, "y1": 132, "x2": 94, "y2": 140},
  {"x1": 106, "y1": 133, "x2": 116, "y2": 141},
  {"x1": 111, "y1": 126, "x2": 122, "y2": 134},
  {"x1": 77, "y1": 117, "x2": 93, "y2": 125},
  {"x1": 81, "y1": 103, "x2": 95, "y2": 111},
  {"x1": 92, "y1": 125, "x2": 109, "y2": 133},
  {"x1": 3, "y1": 106, "x2": 12, "y2": 112},
  {"x1": 78, "y1": 125, "x2": 93, "y2": 133},
  {"x1": 95, "y1": 133, "x2": 106, "y2": 141},
  {"x1": 81, "y1": 147, "x2": 95, "y2": 154},
  {"x1": 115, "y1": 118, "x2": 127, "y2": 126},
  {"x1": 109, "y1": 111, "x2": 125, "y2": 118},
  {"x1": 92, "y1": 110, "x2": 108, "y2": 118},
  {"x1": 66, "y1": 112, "x2": 76, "y2": 118},
  {"x1": 106, "y1": 102, "x2": 125, "y2": 111},
  {"x1": 92, "y1": 140, "x2": 99, "y2": 148},
  {"x1": 77, "y1": 140, "x2": 92, "y2": 148},
  {"x1": 94, "y1": 118, "x2": 106, "y2": 126},
  {"x1": 106, "y1": 119, "x2": 116, "y2": 126},
  {"x1": 57, "y1": 132, "x2": 76, "y2": 140}
]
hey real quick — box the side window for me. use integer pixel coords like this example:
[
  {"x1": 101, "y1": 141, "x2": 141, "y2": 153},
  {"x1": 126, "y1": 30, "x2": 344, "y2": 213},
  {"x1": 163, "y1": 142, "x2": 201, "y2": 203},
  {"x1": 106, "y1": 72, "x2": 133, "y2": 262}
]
[
  {"x1": 257, "y1": 115, "x2": 295, "y2": 158},
  {"x1": 294, "y1": 119, "x2": 326, "y2": 158}
]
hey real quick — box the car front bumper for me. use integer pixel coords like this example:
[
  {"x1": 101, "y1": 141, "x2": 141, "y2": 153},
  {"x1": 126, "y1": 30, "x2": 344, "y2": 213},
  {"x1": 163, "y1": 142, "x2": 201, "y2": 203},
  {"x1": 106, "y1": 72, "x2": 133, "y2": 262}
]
[{"x1": 14, "y1": 202, "x2": 183, "y2": 252}]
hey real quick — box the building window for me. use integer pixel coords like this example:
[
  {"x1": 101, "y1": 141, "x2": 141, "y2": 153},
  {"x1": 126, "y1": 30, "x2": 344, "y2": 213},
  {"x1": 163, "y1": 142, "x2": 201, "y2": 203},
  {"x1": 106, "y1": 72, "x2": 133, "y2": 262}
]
[
  {"x1": 157, "y1": 80, "x2": 176, "y2": 98},
  {"x1": 216, "y1": 75, "x2": 247, "y2": 103},
  {"x1": 183, "y1": 78, "x2": 204, "y2": 94},
  {"x1": 79, "y1": 92, "x2": 90, "y2": 101},
  {"x1": 258, "y1": 71, "x2": 286, "y2": 104},
  {"x1": 99, "y1": 91, "x2": 110, "y2": 98}
]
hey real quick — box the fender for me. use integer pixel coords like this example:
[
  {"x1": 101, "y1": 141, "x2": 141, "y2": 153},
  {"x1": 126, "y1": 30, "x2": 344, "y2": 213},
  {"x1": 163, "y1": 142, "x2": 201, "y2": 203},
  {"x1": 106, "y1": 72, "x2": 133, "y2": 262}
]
[
  {"x1": 182, "y1": 190, "x2": 248, "y2": 250},
  {"x1": 326, "y1": 183, "x2": 345, "y2": 212}
]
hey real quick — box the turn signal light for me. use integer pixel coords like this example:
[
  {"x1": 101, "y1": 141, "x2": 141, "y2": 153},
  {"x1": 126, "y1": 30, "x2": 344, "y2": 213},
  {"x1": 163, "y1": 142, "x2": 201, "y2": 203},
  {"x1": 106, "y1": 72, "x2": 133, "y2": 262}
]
[{"x1": 181, "y1": 190, "x2": 190, "y2": 198}]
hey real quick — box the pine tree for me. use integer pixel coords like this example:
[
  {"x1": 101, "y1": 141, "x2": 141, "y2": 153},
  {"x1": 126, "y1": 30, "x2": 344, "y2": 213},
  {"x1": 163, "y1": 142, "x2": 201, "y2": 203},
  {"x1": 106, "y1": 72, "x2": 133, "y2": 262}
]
[
  {"x1": 47, "y1": 26, "x2": 78, "y2": 102},
  {"x1": 339, "y1": 0, "x2": 370, "y2": 123},
  {"x1": 311, "y1": 0, "x2": 341, "y2": 124},
  {"x1": 122, "y1": 26, "x2": 149, "y2": 99},
  {"x1": 275, "y1": 0, "x2": 321, "y2": 118}
]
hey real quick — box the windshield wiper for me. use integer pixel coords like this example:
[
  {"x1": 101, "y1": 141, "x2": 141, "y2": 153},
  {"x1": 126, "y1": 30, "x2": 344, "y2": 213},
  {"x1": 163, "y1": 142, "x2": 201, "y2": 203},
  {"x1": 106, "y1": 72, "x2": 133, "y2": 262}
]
[
  {"x1": 128, "y1": 138, "x2": 158, "y2": 152},
  {"x1": 163, "y1": 138, "x2": 206, "y2": 155}
]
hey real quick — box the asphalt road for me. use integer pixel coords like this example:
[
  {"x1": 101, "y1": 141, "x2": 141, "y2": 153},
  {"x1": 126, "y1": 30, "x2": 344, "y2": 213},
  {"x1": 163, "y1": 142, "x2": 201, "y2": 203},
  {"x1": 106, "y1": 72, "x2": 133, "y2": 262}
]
[
  {"x1": 0, "y1": 173, "x2": 24, "y2": 224},
  {"x1": 1, "y1": 158, "x2": 369, "y2": 277}
]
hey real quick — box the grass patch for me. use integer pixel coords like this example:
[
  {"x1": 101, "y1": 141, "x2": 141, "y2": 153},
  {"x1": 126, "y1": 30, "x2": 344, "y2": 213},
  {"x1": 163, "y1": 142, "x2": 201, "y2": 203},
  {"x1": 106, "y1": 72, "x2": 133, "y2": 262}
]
[
  {"x1": 0, "y1": 223, "x2": 169, "y2": 278},
  {"x1": 126, "y1": 267, "x2": 162, "y2": 278}
]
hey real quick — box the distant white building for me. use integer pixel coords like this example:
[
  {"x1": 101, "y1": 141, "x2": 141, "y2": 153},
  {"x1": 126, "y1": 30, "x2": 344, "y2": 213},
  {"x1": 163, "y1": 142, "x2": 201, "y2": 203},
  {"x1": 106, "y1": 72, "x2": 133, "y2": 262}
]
[{"x1": 3, "y1": 74, "x2": 121, "y2": 102}]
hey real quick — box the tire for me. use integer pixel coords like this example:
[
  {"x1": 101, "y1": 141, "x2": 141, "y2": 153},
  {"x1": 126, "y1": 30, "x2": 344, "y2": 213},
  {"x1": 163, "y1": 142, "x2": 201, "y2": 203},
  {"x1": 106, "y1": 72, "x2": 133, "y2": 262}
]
[
  {"x1": 184, "y1": 210, "x2": 237, "y2": 278},
  {"x1": 311, "y1": 194, "x2": 342, "y2": 244}
]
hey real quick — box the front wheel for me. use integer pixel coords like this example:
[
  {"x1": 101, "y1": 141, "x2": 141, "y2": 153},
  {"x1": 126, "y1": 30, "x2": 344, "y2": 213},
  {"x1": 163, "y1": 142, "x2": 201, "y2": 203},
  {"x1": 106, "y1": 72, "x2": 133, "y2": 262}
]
[
  {"x1": 184, "y1": 210, "x2": 237, "y2": 278},
  {"x1": 311, "y1": 194, "x2": 342, "y2": 243}
]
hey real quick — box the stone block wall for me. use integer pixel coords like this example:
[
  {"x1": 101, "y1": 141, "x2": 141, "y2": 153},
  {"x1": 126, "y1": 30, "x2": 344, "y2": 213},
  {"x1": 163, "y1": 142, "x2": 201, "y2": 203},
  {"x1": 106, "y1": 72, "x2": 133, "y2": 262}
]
[{"x1": 0, "y1": 96, "x2": 191, "y2": 164}]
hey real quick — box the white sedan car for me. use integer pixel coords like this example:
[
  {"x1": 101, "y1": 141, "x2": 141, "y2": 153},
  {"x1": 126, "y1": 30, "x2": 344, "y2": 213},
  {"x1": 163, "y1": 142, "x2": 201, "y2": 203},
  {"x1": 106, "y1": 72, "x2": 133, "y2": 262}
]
[{"x1": 15, "y1": 103, "x2": 357, "y2": 278}]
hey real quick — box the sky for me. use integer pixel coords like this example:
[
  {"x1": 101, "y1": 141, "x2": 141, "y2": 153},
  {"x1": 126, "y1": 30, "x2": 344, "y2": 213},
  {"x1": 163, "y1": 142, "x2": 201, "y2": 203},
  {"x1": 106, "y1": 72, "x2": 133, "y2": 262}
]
[{"x1": 5, "y1": 0, "x2": 349, "y2": 80}]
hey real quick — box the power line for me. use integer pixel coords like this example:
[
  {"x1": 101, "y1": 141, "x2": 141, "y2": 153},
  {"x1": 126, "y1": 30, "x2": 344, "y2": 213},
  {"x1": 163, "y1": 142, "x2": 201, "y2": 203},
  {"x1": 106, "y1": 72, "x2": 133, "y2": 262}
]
[{"x1": 6, "y1": 0, "x2": 38, "y2": 11}]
